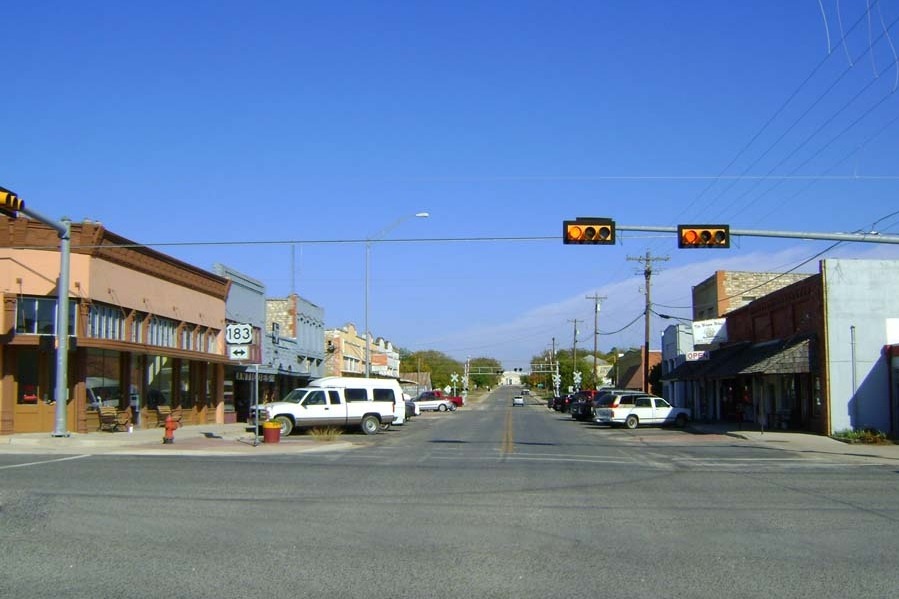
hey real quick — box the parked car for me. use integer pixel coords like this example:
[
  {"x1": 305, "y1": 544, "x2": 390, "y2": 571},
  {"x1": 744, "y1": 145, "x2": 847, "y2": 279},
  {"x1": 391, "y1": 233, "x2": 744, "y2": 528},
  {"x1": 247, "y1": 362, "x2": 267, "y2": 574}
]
[
  {"x1": 558, "y1": 394, "x2": 577, "y2": 413},
  {"x1": 594, "y1": 394, "x2": 690, "y2": 429},
  {"x1": 413, "y1": 392, "x2": 456, "y2": 412},
  {"x1": 512, "y1": 395, "x2": 524, "y2": 407}
]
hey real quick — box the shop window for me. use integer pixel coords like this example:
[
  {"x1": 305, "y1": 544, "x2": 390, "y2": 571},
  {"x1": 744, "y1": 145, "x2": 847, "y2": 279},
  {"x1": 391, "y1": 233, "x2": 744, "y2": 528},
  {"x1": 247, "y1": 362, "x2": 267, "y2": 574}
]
[
  {"x1": 16, "y1": 297, "x2": 74, "y2": 335},
  {"x1": 17, "y1": 348, "x2": 39, "y2": 404},
  {"x1": 88, "y1": 303, "x2": 125, "y2": 340},
  {"x1": 85, "y1": 349, "x2": 122, "y2": 411},
  {"x1": 180, "y1": 362, "x2": 193, "y2": 409},
  {"x1": 146, "y1": 355, "x2": 173, "y2": 409}
]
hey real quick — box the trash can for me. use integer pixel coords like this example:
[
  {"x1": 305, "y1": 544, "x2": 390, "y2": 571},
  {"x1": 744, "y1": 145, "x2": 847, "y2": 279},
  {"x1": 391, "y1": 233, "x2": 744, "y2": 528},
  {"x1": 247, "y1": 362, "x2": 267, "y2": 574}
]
[{"x1": 262, "y1": 420, "x2": 281, "y2": 444}]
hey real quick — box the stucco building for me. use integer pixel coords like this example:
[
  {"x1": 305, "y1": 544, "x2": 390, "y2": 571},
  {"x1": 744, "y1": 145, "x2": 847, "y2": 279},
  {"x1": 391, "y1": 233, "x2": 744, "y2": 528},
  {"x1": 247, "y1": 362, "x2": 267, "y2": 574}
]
[{"x1": 1, "y1": 217, "x2": 230, "y2": 434}]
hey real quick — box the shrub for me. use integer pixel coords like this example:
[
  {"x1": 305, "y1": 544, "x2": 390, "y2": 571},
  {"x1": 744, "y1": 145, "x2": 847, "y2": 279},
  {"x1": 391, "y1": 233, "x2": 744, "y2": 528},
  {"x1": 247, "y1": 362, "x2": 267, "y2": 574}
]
[
  {"x1": 832, "y1": 428, "x2": 891, "y2": 444},
  {"x1": 309, "y1": 426, "x2": 343, "y2": 442}
]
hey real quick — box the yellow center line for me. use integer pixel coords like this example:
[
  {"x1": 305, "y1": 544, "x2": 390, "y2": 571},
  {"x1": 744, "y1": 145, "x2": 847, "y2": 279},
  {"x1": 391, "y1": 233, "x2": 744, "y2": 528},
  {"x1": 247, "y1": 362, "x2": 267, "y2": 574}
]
[{"x1": 502, "y1": 407, "x2": 514, "y2": 454}]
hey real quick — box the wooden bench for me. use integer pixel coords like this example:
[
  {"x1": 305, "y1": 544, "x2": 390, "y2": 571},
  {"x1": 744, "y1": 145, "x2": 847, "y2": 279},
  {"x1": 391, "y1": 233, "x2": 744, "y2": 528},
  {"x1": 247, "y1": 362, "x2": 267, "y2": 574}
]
[
  {"x1": 99, "y1": 406, "x2": 131, "y2": 432},
  {"x1": 156, "y1": 406, "x2": 183, "y2": 428}
]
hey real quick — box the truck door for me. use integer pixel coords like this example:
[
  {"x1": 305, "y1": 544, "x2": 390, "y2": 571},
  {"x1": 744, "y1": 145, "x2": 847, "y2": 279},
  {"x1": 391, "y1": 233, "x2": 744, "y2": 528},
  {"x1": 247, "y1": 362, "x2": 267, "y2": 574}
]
[{"x1": 297, "y1": 390, "x2": 332, "y2": 427}]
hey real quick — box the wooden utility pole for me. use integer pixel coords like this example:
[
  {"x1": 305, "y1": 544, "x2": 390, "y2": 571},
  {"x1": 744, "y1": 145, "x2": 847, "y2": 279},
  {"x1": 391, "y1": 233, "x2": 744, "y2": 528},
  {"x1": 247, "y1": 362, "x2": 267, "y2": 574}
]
[
  {"x1": 627, "y1": 251, "x2": 669, "y2": 393},
  {"x1": 586, "y1": 293, "x2": 606, "y2": 389}
]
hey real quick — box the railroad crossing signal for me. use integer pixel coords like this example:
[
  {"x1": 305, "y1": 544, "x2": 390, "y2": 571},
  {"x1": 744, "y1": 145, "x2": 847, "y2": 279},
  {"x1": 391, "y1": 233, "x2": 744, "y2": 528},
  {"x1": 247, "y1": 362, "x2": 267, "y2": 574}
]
[
  {"x1": 678, "y1": 224, "x2": 730, "y2": 248},
  {"x1": 563, "y1": 218, "x2": 616, "y2": 245}
]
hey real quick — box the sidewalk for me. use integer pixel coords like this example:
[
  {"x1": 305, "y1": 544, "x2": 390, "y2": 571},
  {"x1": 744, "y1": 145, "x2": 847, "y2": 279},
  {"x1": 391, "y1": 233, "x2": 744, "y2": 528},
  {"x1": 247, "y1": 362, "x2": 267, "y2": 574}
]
[
  {"x1": 689, "y1": 421, "x2": 899, "y2": 461},
  {"x1": 0, "y1": 423, "x2": 357, "y2": 456}
]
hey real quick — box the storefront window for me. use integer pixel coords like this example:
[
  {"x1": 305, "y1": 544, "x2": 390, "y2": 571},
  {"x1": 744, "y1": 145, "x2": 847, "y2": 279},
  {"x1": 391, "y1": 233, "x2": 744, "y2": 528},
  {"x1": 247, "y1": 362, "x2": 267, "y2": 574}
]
[
  {"x1": 17, "y1": 348, "x2": 39, "y2": 404},
  {"x1": 180, "y1": 362, "x2": 193, "y2": 409},
  {"x1": 85, "y1": 349, "x2": 122, "y2": 411},
  {"x1": 813, "y1": 376, "x2": 822, "y2": 417},
  {"x1": 146, "y1": 355, "x2": 173, "y2": 409},
  {"x1": 16, "y1": 297, "x2": 75, "y2": 335}
]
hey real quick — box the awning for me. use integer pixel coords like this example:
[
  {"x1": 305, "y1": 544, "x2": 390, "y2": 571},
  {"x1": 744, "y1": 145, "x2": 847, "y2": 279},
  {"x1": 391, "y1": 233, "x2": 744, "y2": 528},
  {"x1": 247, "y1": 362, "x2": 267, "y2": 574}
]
[
  {"x1": 662, "y1": 342, "x2": 748, "y2": 381},
  {"x1": 664, "y1": 334, "x2": 816, "y2": 381}
]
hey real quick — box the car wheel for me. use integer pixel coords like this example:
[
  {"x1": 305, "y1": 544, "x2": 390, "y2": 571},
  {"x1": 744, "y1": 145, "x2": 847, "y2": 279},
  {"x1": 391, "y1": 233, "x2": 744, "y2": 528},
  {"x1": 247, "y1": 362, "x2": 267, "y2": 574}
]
[
  {"x1": 360, "y1": 415, "x2": 380, "y2": 435},
  {"x1": 675, "y1": 413, "x2": 688, "y2": 428},
  {"x1": 273, "y1": 415, "x2": 293, "y2": 436},
  {"x1": 625, "y1": 415, "x2": 639, "y2": 429},
  {"x1": 438, "y1": 404, "x2": 447, "y2": 412}
]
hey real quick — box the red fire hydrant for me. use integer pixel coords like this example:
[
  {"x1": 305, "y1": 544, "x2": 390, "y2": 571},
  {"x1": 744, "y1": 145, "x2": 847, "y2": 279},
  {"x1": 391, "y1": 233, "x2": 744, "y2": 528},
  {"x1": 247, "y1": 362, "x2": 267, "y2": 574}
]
[{"x1": 163, "y1": 415, "x2": 176, "y2": 444}]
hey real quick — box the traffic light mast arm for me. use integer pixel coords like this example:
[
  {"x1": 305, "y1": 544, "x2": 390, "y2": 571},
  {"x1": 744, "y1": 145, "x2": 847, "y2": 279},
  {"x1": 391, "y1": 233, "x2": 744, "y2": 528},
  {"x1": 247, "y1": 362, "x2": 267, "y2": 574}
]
[{"x1": 617, "y1": 225, "x2": 899, "y2": 245}]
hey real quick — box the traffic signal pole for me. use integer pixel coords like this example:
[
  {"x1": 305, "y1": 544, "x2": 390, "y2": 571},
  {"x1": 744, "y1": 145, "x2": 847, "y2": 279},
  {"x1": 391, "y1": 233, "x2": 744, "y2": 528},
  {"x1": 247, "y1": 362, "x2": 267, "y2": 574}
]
[
  {"x1": 20, "y1": 205, "x2": 72, "y2": 437},
  {"x1": 616, "y1": 225, "x2": 899, "y2": 245}
]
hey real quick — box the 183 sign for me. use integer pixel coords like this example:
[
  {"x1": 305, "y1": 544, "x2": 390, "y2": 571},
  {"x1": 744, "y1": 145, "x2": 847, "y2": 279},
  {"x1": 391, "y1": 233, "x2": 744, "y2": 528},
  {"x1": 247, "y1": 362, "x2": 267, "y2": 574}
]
[{"x1": 225, "y1": 323, "x2": 253, "y2": 345}]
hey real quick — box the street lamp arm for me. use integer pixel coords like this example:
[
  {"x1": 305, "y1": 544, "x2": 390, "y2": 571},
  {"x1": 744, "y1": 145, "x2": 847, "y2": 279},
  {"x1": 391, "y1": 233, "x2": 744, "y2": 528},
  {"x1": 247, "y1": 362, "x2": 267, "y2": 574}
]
[
  {"x1": 367, "y1": 212, "x2": 430, "y2": 242},
  {"x1": 364, "y1": 211, "x2": 429, "y2": 377}
]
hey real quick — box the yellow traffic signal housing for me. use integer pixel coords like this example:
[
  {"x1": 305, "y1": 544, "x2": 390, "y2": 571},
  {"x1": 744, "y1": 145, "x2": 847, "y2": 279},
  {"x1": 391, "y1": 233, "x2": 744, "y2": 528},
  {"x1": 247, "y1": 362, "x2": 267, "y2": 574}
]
[
  {"x1": 0, "y1": 186, "x2": 24, "y2": 218},
  {"x1": 678, "y1": 224, "x2": 730, "y2": 248},
  {"x1": 563, "y1": 218, "x2": 616, "y2": 245}
]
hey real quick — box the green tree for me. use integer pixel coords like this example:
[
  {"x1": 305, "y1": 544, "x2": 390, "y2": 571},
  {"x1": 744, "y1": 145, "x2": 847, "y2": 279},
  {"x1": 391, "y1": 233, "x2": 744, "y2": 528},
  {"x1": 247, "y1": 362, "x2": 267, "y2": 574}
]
[
  {"x1": 468, "y1": 356, "x2": 502, "y2": 389},
  {"x1": 400, "y1": 350, "x2": 464, "y2": 390}
]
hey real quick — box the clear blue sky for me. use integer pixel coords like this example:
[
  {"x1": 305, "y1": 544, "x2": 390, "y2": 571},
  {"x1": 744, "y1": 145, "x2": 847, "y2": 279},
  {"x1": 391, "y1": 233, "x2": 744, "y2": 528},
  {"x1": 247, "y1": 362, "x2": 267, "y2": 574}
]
[{"x1": 3, "y1": 1, "x2": 899, "y2": 369}]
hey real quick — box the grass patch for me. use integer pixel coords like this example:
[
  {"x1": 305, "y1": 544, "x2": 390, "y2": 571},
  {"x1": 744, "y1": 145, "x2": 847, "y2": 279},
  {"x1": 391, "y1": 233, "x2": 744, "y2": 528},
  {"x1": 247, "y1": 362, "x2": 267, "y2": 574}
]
[
  {"x1": 309, "y1": 426, "x2": 343, "y2": 442},
  {"x1": 831, "y1": 428, "x2": 893, "y2": 444}
]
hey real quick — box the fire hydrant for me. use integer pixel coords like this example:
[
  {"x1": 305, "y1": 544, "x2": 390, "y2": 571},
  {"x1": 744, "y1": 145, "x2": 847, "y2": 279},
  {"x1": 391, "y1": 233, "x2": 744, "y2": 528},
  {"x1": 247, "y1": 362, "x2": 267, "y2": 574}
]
[{"x1": 163, "y1": 415, "x2": 176, "y2": 444}]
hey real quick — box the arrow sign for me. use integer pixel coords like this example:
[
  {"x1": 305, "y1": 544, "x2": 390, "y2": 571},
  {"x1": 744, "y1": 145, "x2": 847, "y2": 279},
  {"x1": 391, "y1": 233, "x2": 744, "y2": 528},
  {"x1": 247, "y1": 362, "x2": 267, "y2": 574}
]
[{"x1": 229, "y1": 346, "x2": 249, "y2": 360}]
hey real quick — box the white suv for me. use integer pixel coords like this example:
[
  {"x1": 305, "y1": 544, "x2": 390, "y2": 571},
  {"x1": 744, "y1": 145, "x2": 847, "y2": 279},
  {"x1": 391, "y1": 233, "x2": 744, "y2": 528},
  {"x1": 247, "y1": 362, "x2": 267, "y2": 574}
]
[{"x1": 594, "y1": 394, "x2": 690, "y2": 429}]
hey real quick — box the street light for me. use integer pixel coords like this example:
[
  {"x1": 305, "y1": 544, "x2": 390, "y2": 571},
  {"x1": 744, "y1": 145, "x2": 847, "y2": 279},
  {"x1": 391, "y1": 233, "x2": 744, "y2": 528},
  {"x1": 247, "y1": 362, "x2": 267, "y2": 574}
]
[{"x1": 364, "y1": 211, "x2": 429, "y2": 377}]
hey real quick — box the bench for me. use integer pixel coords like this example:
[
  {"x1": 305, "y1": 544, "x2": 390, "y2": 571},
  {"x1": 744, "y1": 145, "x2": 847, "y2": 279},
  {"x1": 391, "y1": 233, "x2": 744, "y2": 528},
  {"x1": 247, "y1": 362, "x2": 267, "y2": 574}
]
[
  {"x1": 156, "y1": 405, "x2": 183, "y2": 428},
  {"x1": 98, "y1": 406, "x2": 131, "y2": 432}
]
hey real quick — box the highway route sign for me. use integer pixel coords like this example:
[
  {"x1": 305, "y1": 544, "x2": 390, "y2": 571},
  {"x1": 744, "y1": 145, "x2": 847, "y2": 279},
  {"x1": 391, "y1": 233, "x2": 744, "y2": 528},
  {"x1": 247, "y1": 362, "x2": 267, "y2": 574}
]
[{"x1": 225, "y1": 323, "x2": 253, "y2": 345}]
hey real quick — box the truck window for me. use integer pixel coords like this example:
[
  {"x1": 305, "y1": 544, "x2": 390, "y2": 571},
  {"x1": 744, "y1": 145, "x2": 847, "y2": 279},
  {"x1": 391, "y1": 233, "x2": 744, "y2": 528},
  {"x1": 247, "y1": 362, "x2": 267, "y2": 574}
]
[
  {"x1": 345, "y1": 388, "x2": 368, "y2": 402},
  {"x1": 328, "y1": 390, "x2": 341, "y2": 405},
  {"x1": 303, "y1": 390, "x2": 327, "y2": 406},
  {"x1": 373, "y1": 388, "x2": 395, "y2": 402}
]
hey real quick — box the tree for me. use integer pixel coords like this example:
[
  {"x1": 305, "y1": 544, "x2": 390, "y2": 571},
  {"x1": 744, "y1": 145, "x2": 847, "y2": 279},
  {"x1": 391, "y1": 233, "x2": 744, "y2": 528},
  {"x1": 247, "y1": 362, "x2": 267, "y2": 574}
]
[
  {"x1": 400, "y1": 350, "x2": 464, "y2": 390},
  {"x1": 468, "y1": 356, "x2": 502, "y2": 389}
]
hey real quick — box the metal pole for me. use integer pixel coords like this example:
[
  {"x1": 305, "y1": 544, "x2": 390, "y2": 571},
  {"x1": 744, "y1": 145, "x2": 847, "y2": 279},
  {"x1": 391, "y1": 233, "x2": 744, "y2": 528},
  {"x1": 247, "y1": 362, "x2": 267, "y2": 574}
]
[
  {"x1": 616, "y1": 224, "x2": 899, "y2": 245},
  {"x1": 364, "y1": 240, "x2": 371, "y2": 377},
  {"x1": 253, "y1": 363, "x2": 260, "y2": 446},
  {"x1": 18, "y1": 205, "x2": 71, "y2": 438},
  {"x1": 850, "y1": 325, "x2": 858, "y2": 427},
  {"x1": 363, "y1": 212, "x2": 428, "y2": 378},
  {"x1": 51, "y1": 218, "x2": 71, "y2": 437}
]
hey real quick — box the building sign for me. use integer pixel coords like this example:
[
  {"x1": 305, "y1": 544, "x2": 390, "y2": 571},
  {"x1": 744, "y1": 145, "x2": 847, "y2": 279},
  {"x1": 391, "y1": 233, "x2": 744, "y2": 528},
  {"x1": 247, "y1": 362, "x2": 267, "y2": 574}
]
[
  {"x1": 692, "y1": 318, "x2": 728, "y2": 346},
  {"x1": 234, "y1": 371, "x2": 276, "y2": 383},
  {"x1": 686, "y1": 351, "x2": 710, "y2": 361}
]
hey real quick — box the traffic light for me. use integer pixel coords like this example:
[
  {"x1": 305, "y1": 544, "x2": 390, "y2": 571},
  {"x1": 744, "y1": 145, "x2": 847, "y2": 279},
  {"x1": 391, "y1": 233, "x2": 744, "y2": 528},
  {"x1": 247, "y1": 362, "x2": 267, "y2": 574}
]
[
  {"x1": 678, "y1": 224, "x2": 730, "y2": 248},
  {"x1": 563, "y1": 218, "x2": 616, "y2": 245},
  {"x1": 0, "y1": 186, "x2": 24, "y2": 218}
]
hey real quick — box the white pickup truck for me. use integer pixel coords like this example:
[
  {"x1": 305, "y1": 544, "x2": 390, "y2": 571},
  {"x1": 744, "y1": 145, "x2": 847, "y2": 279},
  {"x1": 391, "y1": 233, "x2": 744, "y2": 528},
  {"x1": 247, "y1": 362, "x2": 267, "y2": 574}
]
[{"x1": 251, "y1": 377, "x2": 403, "y2": 435}]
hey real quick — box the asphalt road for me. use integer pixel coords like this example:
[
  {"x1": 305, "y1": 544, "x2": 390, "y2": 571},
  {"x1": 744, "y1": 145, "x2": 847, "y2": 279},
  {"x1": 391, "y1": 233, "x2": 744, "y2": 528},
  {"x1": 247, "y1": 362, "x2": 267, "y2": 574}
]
[{"x1": 2, "y1": 387, "x2": 898, "y2": 599}]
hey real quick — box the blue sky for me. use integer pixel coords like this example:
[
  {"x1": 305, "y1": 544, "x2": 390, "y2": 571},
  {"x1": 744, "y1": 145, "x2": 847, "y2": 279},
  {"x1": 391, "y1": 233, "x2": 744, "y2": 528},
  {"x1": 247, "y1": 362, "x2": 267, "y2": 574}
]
[{"x1": 3, "y1": 1, "x2": 899, "y2": 369}]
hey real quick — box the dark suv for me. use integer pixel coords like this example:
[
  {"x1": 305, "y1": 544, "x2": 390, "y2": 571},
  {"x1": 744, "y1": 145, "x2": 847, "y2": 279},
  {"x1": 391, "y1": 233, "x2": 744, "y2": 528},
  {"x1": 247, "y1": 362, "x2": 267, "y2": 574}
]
[
  {"x1": 568, "y1": 390, "x2": 601, "y2": 421},
  {"x1": 551, "y1": 394, "x2": 576, "y2": 412}
]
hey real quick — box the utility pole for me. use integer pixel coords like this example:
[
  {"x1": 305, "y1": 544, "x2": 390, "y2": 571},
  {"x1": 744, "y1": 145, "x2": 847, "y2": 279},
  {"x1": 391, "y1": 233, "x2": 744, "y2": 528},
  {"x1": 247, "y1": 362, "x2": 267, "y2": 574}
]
[
  {"x1": 568, "y1": 319, "x2": 582, "y2": 392},
  {"x1": 586, "y1": 293, "x2": 606, "y2": 389},
  {"x1": 627, "y1": 251, "x2": 668, "y2": 393}
]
